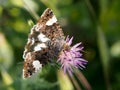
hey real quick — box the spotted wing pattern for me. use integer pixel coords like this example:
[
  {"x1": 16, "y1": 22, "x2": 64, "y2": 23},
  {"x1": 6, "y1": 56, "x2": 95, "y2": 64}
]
[{"x1": 23, "y1": 8, "x2": 65, "y2": 78}]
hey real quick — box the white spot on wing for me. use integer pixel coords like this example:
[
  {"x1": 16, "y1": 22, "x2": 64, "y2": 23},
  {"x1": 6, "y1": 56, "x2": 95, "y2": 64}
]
[
  {"x1": 23, "y1": 52, "x2": 31, "y2": 60},
  {"x1": 46, "y1": 15, "x2": 57, "y2": 26},
  {"x1": 27, "y1": 38, "x2": 31, "y2": 44},
  {"x1": 34, "y1": 44, "x2": 42, "y2": 51},
  {"x1": 23, "y1": 69, "x2": 25, "y2": 78},
  {"x1": 30, "y1": 25, "x2": 36, "y2": 34},
  {"x1": 39, "y1": 43, "x2": 47, "y2": 48},
  {"x1": 23, "y1": 49, "x2": 27, "y2": 59},
  {"x1": 31, "y1": 38, "x2": 35, "y2": 45},
  {"x1": 27, "y1": 38, "x2": 35, "y2": 45},
  {"x1": 38, "y1": 33, "x2": 50, "y2": 42},
  {"x1": 32, "y1": 60, "x2": 42, "y2": 72},
  {"x1": 34, "y1": 43, "x2": 47, "y2": 51},
  {"x1": 35, "y1": 24, "x2": 43, "y2": 31}
]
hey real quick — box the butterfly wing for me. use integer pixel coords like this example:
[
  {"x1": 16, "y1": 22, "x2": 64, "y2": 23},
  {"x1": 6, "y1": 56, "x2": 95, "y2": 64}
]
[{"x1": 23, "y1": 8, "x2": 65, "y2": 78}]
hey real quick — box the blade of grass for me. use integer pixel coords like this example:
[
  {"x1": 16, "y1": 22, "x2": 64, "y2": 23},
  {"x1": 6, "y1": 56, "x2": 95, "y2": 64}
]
[
  {"x1": 23, "y1": 0, "x2": 39, "y2": 21},
  {"x1": 97, "y1": 26, "x2": 111, "y2": 90},
  {"x1": 84, "y1": 0, "x2": 112, "y2": 89}
]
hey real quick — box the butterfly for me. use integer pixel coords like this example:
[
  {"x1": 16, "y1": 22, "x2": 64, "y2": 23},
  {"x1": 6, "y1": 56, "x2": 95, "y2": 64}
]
[{"x1": 23, "y1": 8, "x2": 65, "y2": 78}]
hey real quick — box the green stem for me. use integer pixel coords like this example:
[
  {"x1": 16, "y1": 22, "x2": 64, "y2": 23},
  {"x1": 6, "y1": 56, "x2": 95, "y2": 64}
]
[{"x1": 84, "y1": 0, "x2": 111, "y2": 90}]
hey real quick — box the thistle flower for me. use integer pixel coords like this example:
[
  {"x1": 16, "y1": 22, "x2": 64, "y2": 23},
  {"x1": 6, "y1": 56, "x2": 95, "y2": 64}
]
[{"x1": 57, "y1": 36, "x2": 88, "y2": 75}]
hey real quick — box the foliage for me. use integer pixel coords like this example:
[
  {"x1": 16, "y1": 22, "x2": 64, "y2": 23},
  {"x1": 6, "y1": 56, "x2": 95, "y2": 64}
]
[{"x1": 0, "y1": 0, "x2": 120, "y2": 90}]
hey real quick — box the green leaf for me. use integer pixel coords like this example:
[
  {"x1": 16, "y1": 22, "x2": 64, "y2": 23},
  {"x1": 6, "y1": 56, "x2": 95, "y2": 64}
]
[
  {"x1": 0, "y1": 32, "x2": 14, "y2": 70},
  {"x1": 1, "y1": 68, "x2": 14, "y2": 90},
  {"x1": 110, "y1": 40, "x2": 120, "y2": 58}
]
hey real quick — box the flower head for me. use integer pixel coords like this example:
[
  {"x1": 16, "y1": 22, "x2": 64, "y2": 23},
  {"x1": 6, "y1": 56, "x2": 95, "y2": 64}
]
[{"x1": 57, "y1": 36, "x2": 88, "y2": 75}]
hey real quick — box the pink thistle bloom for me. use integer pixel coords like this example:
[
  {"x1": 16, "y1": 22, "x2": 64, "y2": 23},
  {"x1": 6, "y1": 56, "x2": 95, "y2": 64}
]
[{"x1": 57, "y1": 36, "x2": 88, "y2": 75}]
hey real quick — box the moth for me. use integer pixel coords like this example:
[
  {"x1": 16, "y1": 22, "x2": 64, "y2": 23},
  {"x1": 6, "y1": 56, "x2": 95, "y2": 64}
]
[{"x1": 23, "y1": 8, "x2": 65, "y2": 78}]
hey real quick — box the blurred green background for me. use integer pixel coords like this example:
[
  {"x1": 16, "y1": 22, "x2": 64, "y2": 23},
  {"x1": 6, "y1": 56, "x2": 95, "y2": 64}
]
[{"x1": 0, "y1": 0, "x2": 120, "y2": 90}]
